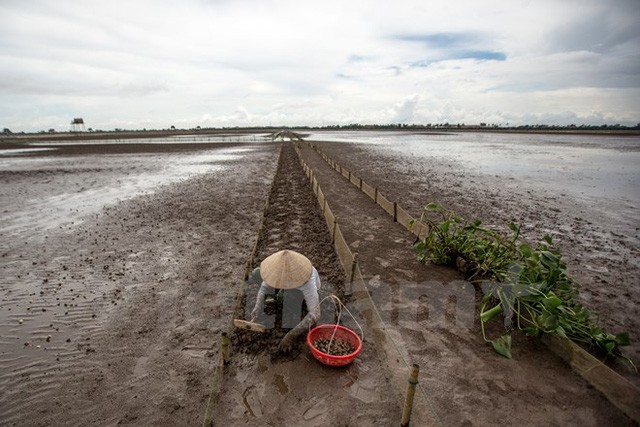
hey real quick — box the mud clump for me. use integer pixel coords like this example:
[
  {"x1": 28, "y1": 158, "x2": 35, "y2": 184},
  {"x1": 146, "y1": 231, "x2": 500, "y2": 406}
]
[{"x1": 231, "y1": 328, "x2": 287, "y2": 355}]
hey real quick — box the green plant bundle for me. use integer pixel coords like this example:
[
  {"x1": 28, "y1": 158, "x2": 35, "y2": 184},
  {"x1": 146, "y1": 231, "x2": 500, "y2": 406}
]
[{"x1": 410, "y1": 203, "x2": 632, "y2": 366}]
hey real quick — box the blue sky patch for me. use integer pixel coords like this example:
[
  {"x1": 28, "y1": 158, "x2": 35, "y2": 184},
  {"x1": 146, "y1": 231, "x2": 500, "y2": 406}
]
[
  {"x1": 393, "y1": 32, "x2": 506, "y2": 64},
  {"x1": 392, "y1": 32, "x2": 477, "y2": 48},
  {"x1": 454, "y1": 50, "x2": 506, "y2": 61},
  {"x1": 410, "y1": 50, "x2": 506, "y2": 69}
]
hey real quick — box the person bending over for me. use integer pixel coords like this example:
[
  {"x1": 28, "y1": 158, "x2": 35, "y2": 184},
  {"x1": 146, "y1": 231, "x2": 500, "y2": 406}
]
[{"x1": 250, "y1": 249, "x2": 321, "y2": 353}]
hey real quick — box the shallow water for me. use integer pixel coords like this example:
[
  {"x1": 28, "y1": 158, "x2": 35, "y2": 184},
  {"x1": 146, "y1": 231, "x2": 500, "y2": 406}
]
[
  {"x1": 309, "y1": 131, "x2": 640, "y2": 203},
  {"x1": 28, "y1": 133, "x2": 270, "y2": 145},
  {"x1": 0, "y1": 147, "x2": 251, "y2": 237}
]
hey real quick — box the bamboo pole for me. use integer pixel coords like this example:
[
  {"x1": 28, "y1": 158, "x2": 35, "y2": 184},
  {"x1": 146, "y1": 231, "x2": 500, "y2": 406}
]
[
  {"x1": 400, "y1": 364, "x2": 420, "y2": 427},
  {"x1": 221, "y1": 332, "x2": 230, "y2": 365}
]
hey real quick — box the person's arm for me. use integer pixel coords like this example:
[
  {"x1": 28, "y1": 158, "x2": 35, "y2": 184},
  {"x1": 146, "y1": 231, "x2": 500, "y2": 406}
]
[
  {"x1": 279, "y1": 269, "x2": 321, "y2": 351},
  {"x1": 301, "y1": 268, "x2": 321, "y2": 322},
  {"x1": 250, "y1": 282, "x2": 269, "y2": 321}
]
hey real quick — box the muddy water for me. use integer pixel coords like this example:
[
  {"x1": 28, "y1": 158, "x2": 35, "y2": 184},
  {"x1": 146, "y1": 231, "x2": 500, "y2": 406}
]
[
  {"x1": 308, "y1": 130, "x2": 640, "y2": 202},
  {"x1": 0, "y1": 148, "x2": 250, "y2": 237}
]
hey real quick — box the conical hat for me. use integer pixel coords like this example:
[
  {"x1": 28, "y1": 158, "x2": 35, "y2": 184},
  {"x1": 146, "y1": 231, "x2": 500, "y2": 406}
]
[{"x1": 260, "y1": 250, "x2": 313, "y2": 289}]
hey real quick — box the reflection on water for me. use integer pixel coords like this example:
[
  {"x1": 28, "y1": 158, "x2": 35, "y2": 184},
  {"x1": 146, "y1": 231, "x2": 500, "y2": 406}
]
[
  {"x1": 28, "y1": 134, "x2": 270, "y2": 145},
  {"x1": 0, "y1": 148, "x2": 58, "y2": 156},
  {"x1": 309, "y1": 131, "x2": 640, "y2": 203},
  {"x1": 0, "y1": 147, "x2": 250, "y2": 237}
]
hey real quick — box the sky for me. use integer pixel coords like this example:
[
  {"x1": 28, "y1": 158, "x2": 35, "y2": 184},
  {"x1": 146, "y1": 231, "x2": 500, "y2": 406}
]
[{"x1": 1, "y1": 0, "x2": 639, "y2": 132}]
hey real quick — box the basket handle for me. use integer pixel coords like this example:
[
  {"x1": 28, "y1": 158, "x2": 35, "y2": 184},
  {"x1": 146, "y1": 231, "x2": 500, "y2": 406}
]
[{"x1": 318, "y1": 294, "x2": 364, "y2": 343}]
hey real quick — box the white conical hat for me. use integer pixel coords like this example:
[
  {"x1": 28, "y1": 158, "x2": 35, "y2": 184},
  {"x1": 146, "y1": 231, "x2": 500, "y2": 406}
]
[{"x1": 260, "y1": 250, "x2": 313, "y2": 289}]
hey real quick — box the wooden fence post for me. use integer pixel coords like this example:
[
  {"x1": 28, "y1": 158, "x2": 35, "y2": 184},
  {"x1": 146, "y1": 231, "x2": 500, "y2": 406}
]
[
  {"x1": 221, "y1": 332, "x2": 230, "y2": 365},
  {"x1": 350, "y1": 253, "x2": 359, "y2": 284},
  {"x1": 400, "y1": 364, "x2": 420, "y2": 427},
  {"x1": 332, "y1": 217, "x2": 338, "y2": 243}
]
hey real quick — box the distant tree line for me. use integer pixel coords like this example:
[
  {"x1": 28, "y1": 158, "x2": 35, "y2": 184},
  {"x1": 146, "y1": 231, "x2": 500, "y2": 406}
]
[
  {"x1": 3, "y1": 122, "x2": 640, "y2": 136},
  {"x1": 316, "y1": 122, "x2": 640, "y2": 131}
]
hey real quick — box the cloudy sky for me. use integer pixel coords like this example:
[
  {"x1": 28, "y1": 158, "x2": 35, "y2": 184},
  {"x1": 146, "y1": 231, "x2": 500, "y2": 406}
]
[{"x1": 1, "y1": 0, "x2": 639, "y2": 132}]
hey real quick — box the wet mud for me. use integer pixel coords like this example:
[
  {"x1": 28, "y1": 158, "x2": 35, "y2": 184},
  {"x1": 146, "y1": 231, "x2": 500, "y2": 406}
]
[
  {"x1": 298, "y1": 140, "x2": 637, "y2": 426},
  {"x1": 0, "y1": 141, "x2": 279, "y2": 426},
  {"x1": 215, "y1": 142, "x2": 400, "y2": 426},
  {"x1": 3, "y1": 135, "x2": 635, "y2": 426},
  {"x1": 231, "y1": 142, "x2": 347, "y2": 357},
  {"x1": 315, "y1": 139, "x2": 640, "y2": 383}
]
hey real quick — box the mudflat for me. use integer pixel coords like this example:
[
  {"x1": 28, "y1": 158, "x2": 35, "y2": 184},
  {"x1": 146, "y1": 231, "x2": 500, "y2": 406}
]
[
  {"x1": 1, "y1": 134, "x2": 638, "y2": 426},
  {"x1": 0, "y1": 140, "x2": 279, "y2": 425},
  {"x1": 314, "y1": 138, "x2": 640, "y2": 384}
]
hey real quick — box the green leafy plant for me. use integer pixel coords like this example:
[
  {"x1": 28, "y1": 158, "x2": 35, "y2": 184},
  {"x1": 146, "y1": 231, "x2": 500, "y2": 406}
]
[{"x1": 410, "y1": 203, "x2": 633, "y2": 367}]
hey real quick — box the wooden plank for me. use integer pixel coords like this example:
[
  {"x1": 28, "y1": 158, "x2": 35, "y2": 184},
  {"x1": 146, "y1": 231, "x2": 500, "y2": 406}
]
[
  {"x1": 396, "y1": 205, "x2": 415, "y2": 231},
  {"x1": 233, "y1": 319, "x2": 266, "y2": 333},
  {"x1": 362, "y1": 181, "x2": 376, "y2": 200},
  {"x1": 377, "y1": 192, "x2": 395, "y2": 216},
  {"x1": 543, "y1": 334, "x2": 640, "y2": 422}
]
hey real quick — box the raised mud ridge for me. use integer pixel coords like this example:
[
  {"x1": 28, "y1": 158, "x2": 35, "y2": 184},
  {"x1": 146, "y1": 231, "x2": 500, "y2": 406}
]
[
  {"x1": 213, "y1": 142, "x2": 401, "y2": 426},
  {"x1": 231, "y1": 141, "x2": 346, "y2": 354}
]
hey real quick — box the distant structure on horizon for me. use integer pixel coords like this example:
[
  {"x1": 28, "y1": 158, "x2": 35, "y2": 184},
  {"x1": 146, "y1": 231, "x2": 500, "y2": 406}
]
[{"x1": 70, "y1": 118, "x2": 86, "y2": 132}]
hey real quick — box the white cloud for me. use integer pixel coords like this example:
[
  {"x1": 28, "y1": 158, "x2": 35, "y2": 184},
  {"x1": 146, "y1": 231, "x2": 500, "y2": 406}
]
[
  {"x1": 0, "y1": 0, "x2": 639, "y2": 131},
  {"x1": 386, "y1": 95, "x2": 420, "y2": 123}
]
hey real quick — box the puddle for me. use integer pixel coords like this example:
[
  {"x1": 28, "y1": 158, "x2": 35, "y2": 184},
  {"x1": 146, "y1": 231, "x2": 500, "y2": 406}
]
[{"x1": 273, "y1": 373, "x2": 289, "y2": 395}]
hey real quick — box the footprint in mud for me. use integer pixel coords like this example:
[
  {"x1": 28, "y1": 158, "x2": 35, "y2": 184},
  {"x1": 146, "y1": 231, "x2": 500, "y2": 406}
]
[
  {"x1": 364, "y1": 233, "x2": 376, "y2": 241},
  {"x1": 375, "y1": 257, "x2": 391, "y2": 268},
  {"x1": 347, "y1": 377, "x2": 378, "y2": 404},
  {"x1": 303, "y1": 395, "x2": 328, "y2": 421},
  {"x1": 242, "y1": 385, "x2": 263, "y2": 418}
]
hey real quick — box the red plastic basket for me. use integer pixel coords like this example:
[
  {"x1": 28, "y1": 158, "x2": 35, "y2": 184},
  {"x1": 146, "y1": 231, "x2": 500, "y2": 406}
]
[{"x1": 307, "y1": 324, "x2": 362, "y2": 367}]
